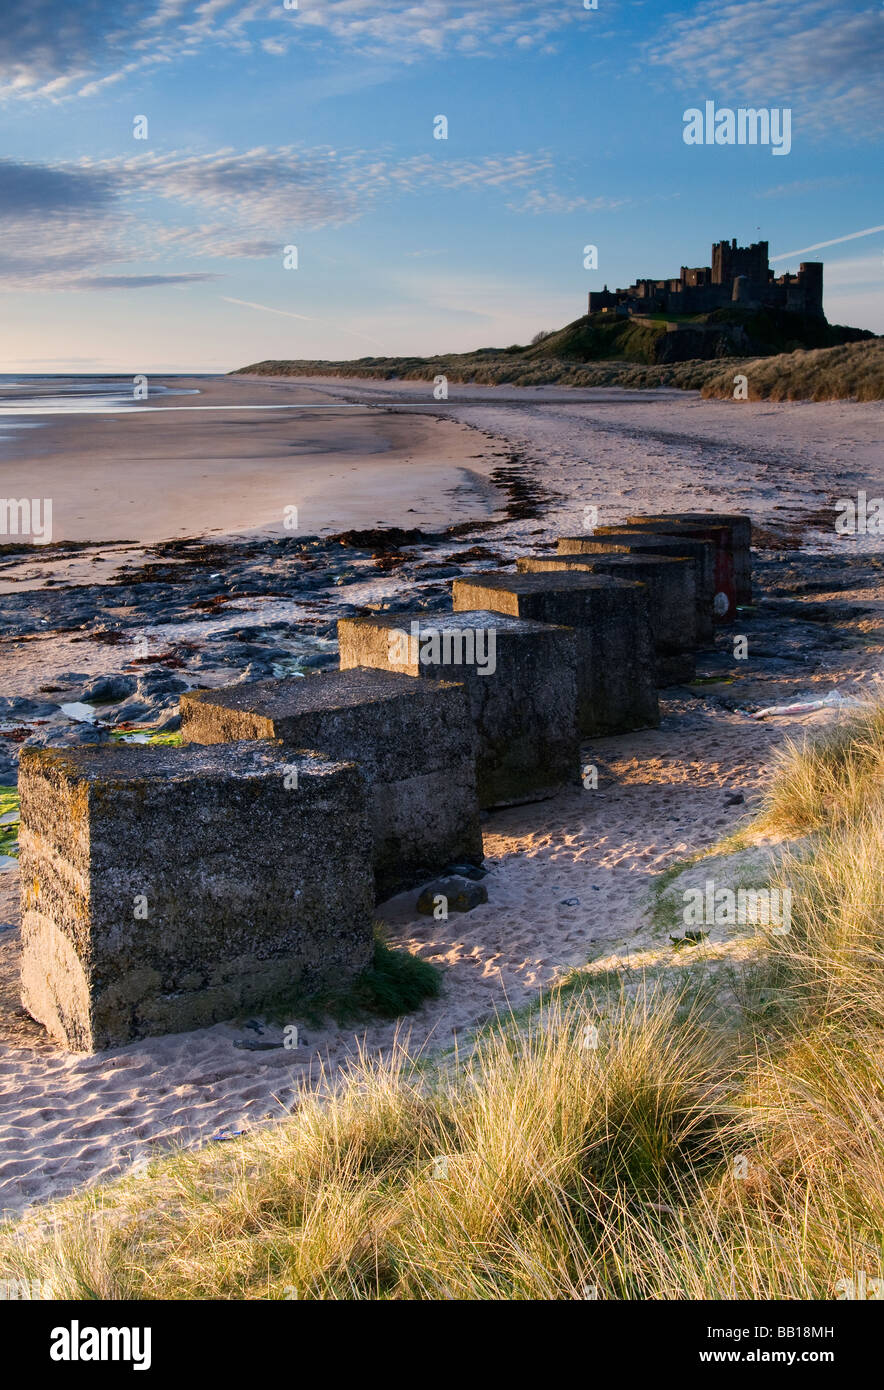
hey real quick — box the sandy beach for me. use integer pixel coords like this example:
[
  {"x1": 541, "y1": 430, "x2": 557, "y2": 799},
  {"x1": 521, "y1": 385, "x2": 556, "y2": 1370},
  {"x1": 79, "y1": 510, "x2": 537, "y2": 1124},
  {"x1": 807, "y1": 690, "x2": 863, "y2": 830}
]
[
  {"x1": 0, "y1": 379, "x2": 882, "y2": 1218},
  {"x1": 0, "y1": 375, "x2": 504, "y2": 543}
]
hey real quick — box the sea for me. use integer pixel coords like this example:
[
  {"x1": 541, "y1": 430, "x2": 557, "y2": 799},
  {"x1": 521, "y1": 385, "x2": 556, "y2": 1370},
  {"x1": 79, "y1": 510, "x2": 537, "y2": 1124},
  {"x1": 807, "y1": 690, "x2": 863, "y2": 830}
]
[
  {"x1": 0, "y1": 374, "x2": 204, "y2": 414},
  {"x1": 0, "y1": 375, "x2": 212, "y2": 449}
]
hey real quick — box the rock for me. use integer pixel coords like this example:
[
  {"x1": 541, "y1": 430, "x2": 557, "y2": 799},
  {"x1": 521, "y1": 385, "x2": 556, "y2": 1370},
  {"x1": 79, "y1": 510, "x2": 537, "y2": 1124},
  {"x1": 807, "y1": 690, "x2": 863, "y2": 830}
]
[
  {"x1": 23, "y1": 724, "x2": 111, "y2": 748},
  {"x1": 206, "y1": 640, "x2": 274, "y2": 660},
  {"x1": 0, "y1": 696, "x2": 61, "y2": 720},
  {"x1": 298, "y1": 652, "x2": 337, "y2": 669},
  {"x1": 414, "y1": 565, "x2": 463, "y2": 579},
  {"x1": 110, "y1": 700, "x2": 155, "y2": 725},
  {"x1": 81, "y1": 675, "x2": 136, "y2": 704},
  {"x1": 136, "y1": 672, "x2": 188, "y2": 698},
  {"x1": 236, "y1": 662, "x2": 275, "y2": 682},
  {"x1": 335, "y1": 526, "x2": 434, "y2": 550},
  {"x1": 414, "y1": 594, "x2": 451, "y2": 611},
  {"x1": 417, "y1": 875, "x2": 488, "y2": 915},
  {"x1": 225, "y1": 627, "x2": 277, "y2": 642}
]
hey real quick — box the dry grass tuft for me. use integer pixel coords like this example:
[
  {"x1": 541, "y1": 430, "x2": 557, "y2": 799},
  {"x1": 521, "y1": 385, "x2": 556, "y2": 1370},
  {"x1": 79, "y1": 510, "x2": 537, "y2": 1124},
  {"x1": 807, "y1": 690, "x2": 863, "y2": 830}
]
[{"x1": 701, "y1": 338, "x2": 884, "y2": 402}]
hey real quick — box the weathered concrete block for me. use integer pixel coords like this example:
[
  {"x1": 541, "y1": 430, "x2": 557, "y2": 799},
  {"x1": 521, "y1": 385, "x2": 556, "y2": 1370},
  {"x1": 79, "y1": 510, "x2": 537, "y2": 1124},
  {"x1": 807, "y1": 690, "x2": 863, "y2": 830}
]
[
  {"x1": 517, "y1": 554, "x2": 696, "y2": 685},
  {"x1": 19, "y1": 742, "x2": 374, "y2": 1051},
  {"x1": 626, "y1": 512, "x2": 751, "y2": 604},
  {"x1": 451, "y1": 571, "x2": 659, "y2": 735},
  {"x1": 338, "y1": 611, "x2": 579, "y2": 808},
  {"x1": 181, "y1": 668, "x2": 482, "y2": 899},
  {"x1": 625, "y1": 513, "x2": 750, "y2": 615},
  {"x1": 567, "y1": 530, "x2": 716, "y2": 644}
]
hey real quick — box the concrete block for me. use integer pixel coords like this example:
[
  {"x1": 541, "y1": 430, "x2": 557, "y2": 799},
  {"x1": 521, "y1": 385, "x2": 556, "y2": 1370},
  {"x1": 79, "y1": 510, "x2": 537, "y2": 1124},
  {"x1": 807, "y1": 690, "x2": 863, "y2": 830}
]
[
  {"x1": 182, "y1": 667, "x2": 482, "y2": 899},
  {"x1": 338, "y1": 611, "x2": 579, "y2": 808},
  {"x1": 568, "y1": 530, "x2": 716, "y2": 644},
  {"x1": 19, "y1": 742, "x2": 374, "y2": 1051},
  {"x1": 451, "y1": 570, "x2": 658, "y2": 735},
  {"x1": 625, "y1": 513, "x2": 750, "y2": 614},
  {"x1": 635, "y1": 512, "x2": 751, "y2": 604},
  {"x1": 517, "y1": 553, "x2": 696, "y2": 685}
]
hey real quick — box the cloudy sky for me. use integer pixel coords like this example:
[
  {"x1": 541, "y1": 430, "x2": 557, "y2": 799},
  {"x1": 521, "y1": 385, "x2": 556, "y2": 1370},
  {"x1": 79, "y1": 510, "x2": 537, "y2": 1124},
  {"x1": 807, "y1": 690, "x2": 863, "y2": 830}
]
[{"x1": 0, "y1": 0, "x2": 881, "y2": 371}]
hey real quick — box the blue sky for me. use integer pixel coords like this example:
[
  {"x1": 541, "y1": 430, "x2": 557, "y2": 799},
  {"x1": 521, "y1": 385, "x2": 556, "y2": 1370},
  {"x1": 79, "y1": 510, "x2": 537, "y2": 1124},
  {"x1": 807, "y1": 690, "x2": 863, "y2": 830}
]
[{"x1": 0, "y1": 0, "x2": 881, "y2": 371}]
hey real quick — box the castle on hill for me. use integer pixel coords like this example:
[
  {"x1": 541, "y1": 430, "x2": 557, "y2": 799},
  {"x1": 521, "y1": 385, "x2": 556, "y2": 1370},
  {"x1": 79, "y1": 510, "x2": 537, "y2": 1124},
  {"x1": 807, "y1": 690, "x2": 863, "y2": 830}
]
[{"x1": 588, "y1": 238, "x2": 824, "y2": 319}]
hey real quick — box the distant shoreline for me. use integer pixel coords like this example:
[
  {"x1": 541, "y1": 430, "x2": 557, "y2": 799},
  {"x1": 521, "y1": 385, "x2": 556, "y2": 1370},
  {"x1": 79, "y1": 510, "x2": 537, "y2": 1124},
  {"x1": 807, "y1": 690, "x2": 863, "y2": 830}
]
[{"x1": 235, "y1": 337, "x2": 883, "y2": 403}]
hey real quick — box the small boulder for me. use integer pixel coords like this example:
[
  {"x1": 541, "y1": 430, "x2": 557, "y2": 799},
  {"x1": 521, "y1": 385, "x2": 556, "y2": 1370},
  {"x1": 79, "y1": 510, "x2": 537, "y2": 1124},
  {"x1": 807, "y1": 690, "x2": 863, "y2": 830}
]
[
  {"x1": 111, "y1": 699, "x2": 155, "y2": 726},
  {"x1": 236, "y1": 662, "x2": 275, "y2": 682},
  {"x1": 24, "y1": 725, "x2": 111, "y2": 748},
  {"x1": 1, "y1": 696, "x2": 62, "y2": 720},
  {"x1": 136, "y1": 672, "x2": 188, "y2": 697},
  {"x1": 81, "y1": 675, "x2": 136, "y2": 704},
  {"x1": 299, "y1": 651, "x2": 337, "y2": 669},
  {"x1": 417, "y1": 875, "x2": 488, "y2": 915}
]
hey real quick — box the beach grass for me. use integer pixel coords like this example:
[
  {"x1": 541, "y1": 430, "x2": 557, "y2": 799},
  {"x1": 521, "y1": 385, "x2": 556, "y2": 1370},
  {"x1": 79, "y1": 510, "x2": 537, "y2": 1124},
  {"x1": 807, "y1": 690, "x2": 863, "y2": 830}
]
[
  {"x1": 1, "y1": 711, "x2": 882, "y2": 1300},
  {"x1": 757, "y1": 703, "x2": 884, "y2": 834},
  {"x1": 700, "y1": 338, "x2": 884, "y2": 403}
]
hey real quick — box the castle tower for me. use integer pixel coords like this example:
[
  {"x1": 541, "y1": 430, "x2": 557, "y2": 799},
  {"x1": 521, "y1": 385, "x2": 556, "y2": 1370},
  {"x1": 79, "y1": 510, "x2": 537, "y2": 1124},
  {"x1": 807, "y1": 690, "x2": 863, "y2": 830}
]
[
  {"x1": 711, "y1": 238, "x2": 733, "y2": 285},
  {"x1": 797, "y1": 262, "x2": 824, "y2": 317},
  {"x1": 712, "y1": 238, "x2": 769, "y2": 287}
]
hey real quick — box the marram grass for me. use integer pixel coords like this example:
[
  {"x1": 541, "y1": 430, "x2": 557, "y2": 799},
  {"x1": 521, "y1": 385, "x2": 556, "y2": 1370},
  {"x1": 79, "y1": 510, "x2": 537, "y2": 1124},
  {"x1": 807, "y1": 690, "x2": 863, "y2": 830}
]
[{"x1": 2, "y1": 709, "x2": 883, "y2": 1300}]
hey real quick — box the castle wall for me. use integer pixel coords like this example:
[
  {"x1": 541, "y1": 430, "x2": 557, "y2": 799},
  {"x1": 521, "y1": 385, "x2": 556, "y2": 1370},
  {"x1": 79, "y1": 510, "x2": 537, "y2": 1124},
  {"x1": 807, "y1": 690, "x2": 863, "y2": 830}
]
[{"x1": 588, "y1": 243, "x2": 823, "y2": 320}]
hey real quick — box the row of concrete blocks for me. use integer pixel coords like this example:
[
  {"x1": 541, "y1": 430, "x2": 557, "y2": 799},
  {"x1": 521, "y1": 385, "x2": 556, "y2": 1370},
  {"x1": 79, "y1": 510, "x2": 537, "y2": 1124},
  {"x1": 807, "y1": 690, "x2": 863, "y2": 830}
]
[{"x1": 20, "y1": 513, "x2": 751, "y2": 1052}]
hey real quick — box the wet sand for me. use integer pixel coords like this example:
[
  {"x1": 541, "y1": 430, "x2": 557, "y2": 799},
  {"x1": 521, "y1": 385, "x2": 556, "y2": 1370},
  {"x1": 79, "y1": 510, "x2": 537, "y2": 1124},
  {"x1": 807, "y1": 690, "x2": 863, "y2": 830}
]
[{"x1": 0, "y1": 375, "x2": 504, "y2": 543}]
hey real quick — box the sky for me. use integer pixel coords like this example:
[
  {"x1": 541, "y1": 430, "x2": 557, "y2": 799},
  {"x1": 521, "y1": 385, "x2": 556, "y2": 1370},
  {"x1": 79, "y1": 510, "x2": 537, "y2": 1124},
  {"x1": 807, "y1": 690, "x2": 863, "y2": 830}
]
[{"x1": 0, "y1": 0, "x2": 881, "y2": 372}]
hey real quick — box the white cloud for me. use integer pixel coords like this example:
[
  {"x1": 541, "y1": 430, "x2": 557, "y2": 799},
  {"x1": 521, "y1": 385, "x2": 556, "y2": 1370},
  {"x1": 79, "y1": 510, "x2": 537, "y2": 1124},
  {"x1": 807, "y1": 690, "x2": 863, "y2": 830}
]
[
  {"x1": 0, "y1": 0, "x2": 599, "y2": 101},
  {"x1": 755, "y1": 176, "x2": 853, "y2": 200},
  {"x1": 507, "y1": 190, "x2": 630, "y2": 215},
  {"x1": 0, "y1": 145, "x2": 608, "y2": 289},
  {"x1": 646, "y1": 0, "x2": 883, "y2": 135}
]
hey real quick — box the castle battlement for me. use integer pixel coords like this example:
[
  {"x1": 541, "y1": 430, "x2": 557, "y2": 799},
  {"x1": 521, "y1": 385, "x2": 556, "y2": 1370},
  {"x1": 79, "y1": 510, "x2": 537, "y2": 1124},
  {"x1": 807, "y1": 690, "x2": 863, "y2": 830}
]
[{"x1": 589, "y1": 239, "x2": 823, "y2": 320}]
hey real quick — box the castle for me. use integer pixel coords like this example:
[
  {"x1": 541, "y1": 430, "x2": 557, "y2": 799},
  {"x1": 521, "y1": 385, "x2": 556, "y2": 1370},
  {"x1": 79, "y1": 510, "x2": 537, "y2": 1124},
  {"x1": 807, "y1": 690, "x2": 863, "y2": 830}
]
[{"x1": 588, "y1": 239, "x2": 824, "y2": 319}]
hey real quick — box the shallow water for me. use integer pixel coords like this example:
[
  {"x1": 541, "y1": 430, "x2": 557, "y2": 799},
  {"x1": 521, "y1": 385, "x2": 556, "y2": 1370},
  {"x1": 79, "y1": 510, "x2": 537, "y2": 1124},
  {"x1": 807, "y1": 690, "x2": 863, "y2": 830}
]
[{"x1": 0, "y1": 374, "x2": 201, "y2": 417}]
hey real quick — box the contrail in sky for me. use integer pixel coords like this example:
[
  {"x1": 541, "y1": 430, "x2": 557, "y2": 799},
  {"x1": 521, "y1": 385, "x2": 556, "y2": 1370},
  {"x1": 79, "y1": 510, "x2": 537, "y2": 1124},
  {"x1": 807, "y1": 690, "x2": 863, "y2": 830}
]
[
  {"x1": 771, "y1": 225, "x2": 884, "y2": 261},
  {"x1": 221, "y1": 296, "x2": 387, "y2": 349}
]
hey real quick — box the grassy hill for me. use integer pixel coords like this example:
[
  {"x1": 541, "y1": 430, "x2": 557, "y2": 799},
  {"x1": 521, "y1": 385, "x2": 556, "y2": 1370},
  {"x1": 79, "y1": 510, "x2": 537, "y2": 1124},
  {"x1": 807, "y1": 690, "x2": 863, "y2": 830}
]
[{"x1": 235, "y1": 307, "x2": 879, "y2": 399}]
